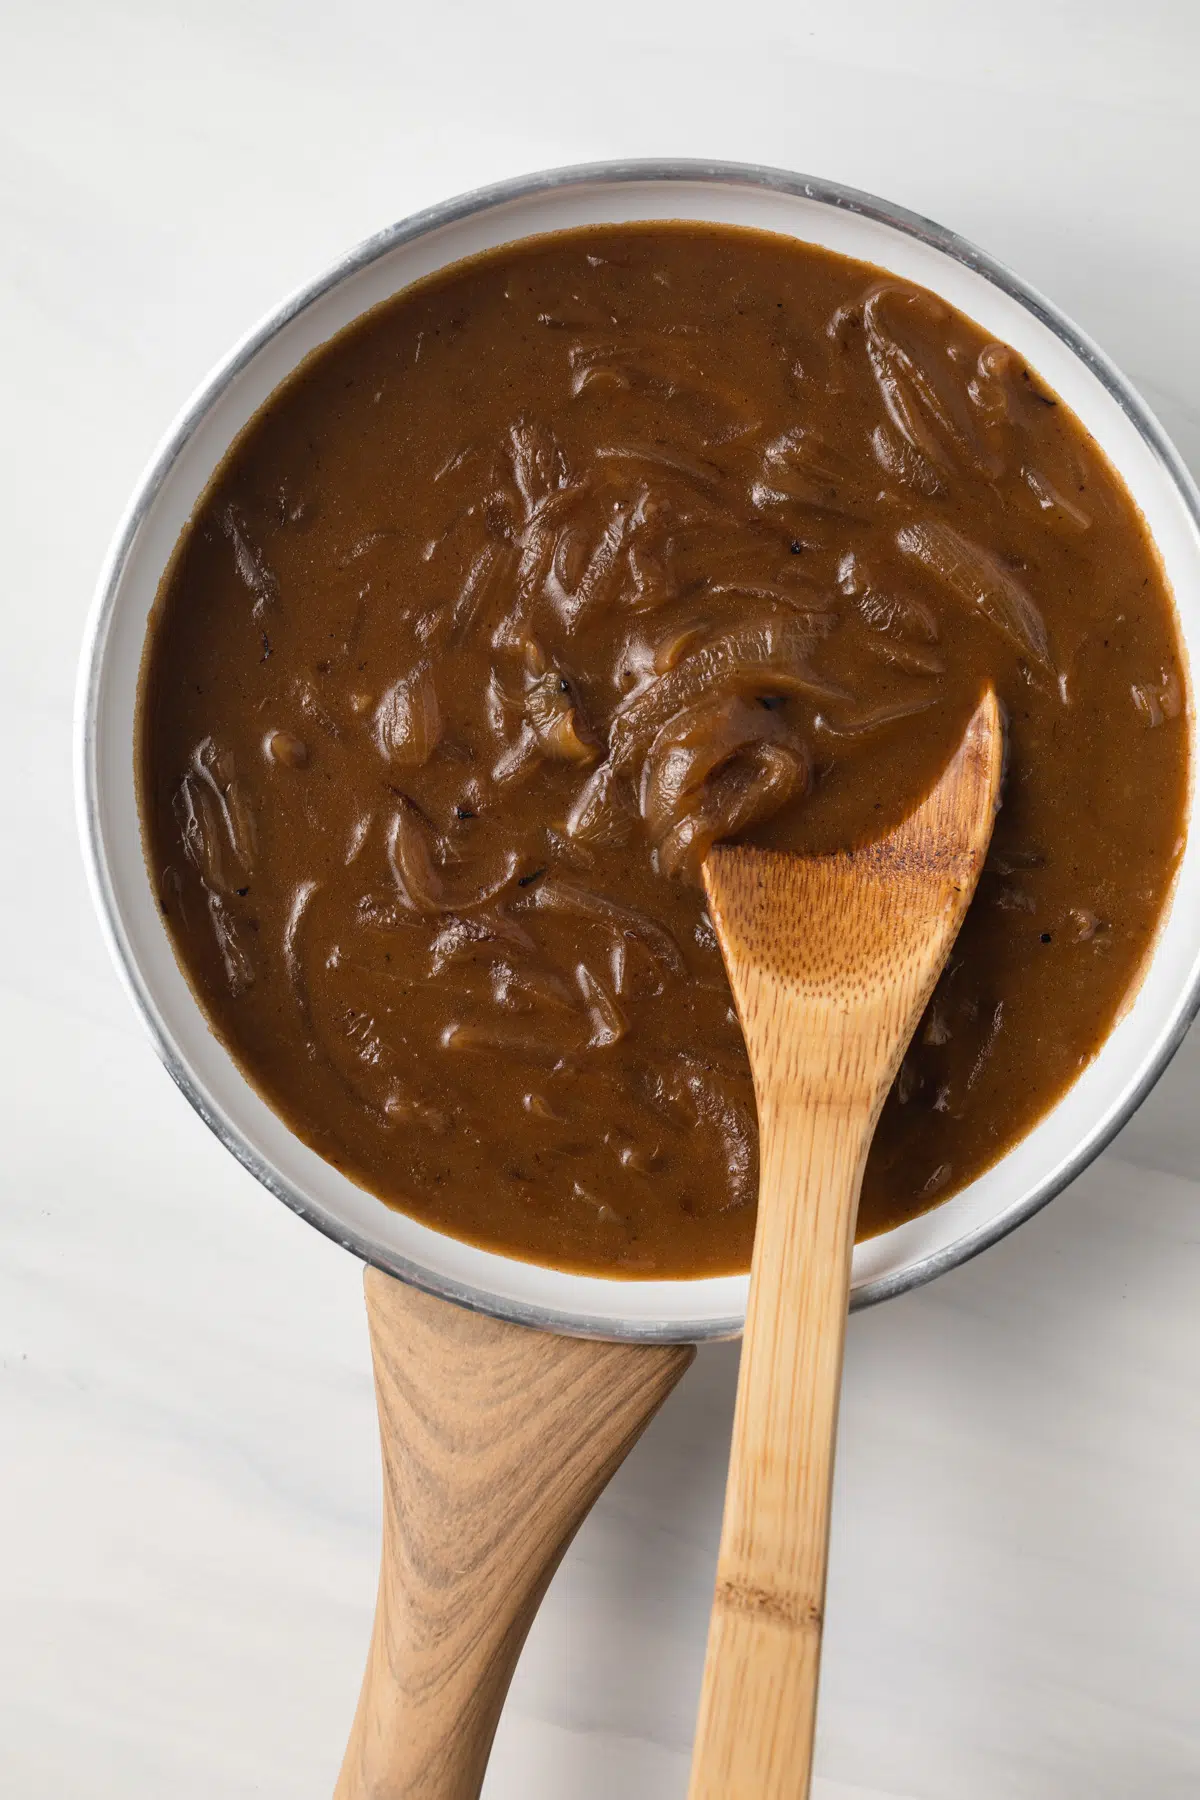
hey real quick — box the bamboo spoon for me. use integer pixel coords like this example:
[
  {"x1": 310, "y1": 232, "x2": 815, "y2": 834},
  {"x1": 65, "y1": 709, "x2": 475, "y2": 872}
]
[
  {"x1": 335, "y1": 1270, "x2": 693, "y2": 1800},
  {"x1": 688, "y1": 687, "x2": 1004, "y2": 1800}
]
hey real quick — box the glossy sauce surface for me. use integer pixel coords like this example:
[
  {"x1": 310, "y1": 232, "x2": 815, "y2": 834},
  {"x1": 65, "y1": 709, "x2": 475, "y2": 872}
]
[{"x1": 139, "y1": 223, "x2": 1188, "y2": 1276}]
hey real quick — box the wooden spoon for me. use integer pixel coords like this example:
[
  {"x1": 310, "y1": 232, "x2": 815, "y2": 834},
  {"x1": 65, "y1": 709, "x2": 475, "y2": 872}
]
[
  {"x1": 687, "y1": 687, "x2": 1004, "y2": 1800},
  {"x1": 335, "y1": 1270, "x2": 693, "y2": 1800}
]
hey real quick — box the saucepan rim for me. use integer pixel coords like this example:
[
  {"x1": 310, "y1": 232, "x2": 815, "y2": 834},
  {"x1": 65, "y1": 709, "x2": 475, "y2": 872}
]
[{"x1": 76, "y1": 158, "x2": 1200, "y2": 1339}]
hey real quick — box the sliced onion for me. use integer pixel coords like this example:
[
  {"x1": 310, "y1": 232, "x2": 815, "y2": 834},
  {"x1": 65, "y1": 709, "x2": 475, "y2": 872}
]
[
  {"x1": 440, "y1": 1020, "x2": 579, "y2": 1063},
  {"x1": 1023, "y1": 467, "x2": 1092, "y2": 532},
  {"x1": 173, "y1": 774, "x2": 228, "y2": 892},
  {"x1": 508, "y1": 418, "x2": 568, "y2": 520},
  {"x1": 491, "y1": 959, "x2": 578, "y2": 1013},
  {"x1": 282, "y1": 879, "x2": 318, "y2": 1035},
  {"x1": 640, "y1": 694, "x2": 793, "y2": 841},
  {"x1": 546, "y1": 504, "x2": 633, "y2": 630},
  {"x1": 576, "y1": 963, "x2": 629, "y2": 1047},
  {"x1": 706, "y1": 585, "x2": 834, "y2": 625},
  {"x1": 529, "y1": 879, "x2": 685, "y2": 977},
  {"x1": 195, "y1": 737, "x2": 256, "y2": 866},
  {"x1": 870, "y1": 422, "x2": 944, "y2": 497},
  {"x1": 863, "y1": 284, "x2": 1002, "y2": 480},
  {"x1": 855, "y1": 585, "x2": 941, "y2": 642},
  {"x1": 450, "y1": 541, "x2": 516, "y2": 639},
  {"x1": 652, "y1": 620, "x2": 713, "y2": 673},
  {"x1": 386, "y1": 801, "x2": 445, "y2": 912},
  {"x1": 750, "y1": 425, "x2": 871, "y2": 517},
  {"x1": 1131, "y1": 668, "x2": 1183, "y2": 728},
  {"x1": 173, "y1": 739, "x2": 257, "y2": 895},
  {"x1": 595, "y1": 441, "x2": 724, "y2": 490},
  {"x1": 206, "y1": 893, "x2": 255, "y2": 996},
  {"x1": 220, "y1": 504, "x2": 278, "y2": 619},
  {"x1": 382, "y1": 1088, "x2": 449, "y2": 1132},
  {"x1": 387, "y1": 801, "x2": 519, "y2": 915},
  {"x1": 896, "y1": 519, "x2": 1052, "y2": 668},
  {"x1": 523, "y1": 665, "x2": 601, "y2": 764},
  {"x1": 491, "y1": 723, "x2": 540, "y2": 785},
  {"x1": 427, "y1": 910, "x2": 536, "y2": 976},
  {"x1": 563, "y1": 763, "x2": 636, "y2": 847},
  {"x1": 653, "y1": 741, "x2": 810, "y2": 883},
  {"x1": 814, "y1": 695, "x2": 939, "y2": 738},
  {"x1": 539, "y1": 705, "x2": 601, "y2": 762},
  {"x1": 373, "y1": 664, "x2": 442, "y2": 766},
  {"x1": 667, "y1": 1056, "x2": 756, "y2": 1212},
  {"x1": 608, "y1": 617, "x2": 844, "y2": 775},
  {"x1": 967, "y1": 342, "x2": 1027, "y2": 428},
  {"x1": 864, "y1": 638, "x2": 946, "y2": 676}
]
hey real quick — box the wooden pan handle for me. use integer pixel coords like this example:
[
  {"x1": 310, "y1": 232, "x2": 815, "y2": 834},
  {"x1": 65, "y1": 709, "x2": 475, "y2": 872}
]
[{"x1": 334, "y1": 1269, "x2": 694, "y2": 1800}]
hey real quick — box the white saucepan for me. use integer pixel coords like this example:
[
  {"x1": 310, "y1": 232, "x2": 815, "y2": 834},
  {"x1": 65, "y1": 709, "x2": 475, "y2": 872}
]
[{"x1": 76, "y1": 160, "x2": 1200, "y2": 1341}]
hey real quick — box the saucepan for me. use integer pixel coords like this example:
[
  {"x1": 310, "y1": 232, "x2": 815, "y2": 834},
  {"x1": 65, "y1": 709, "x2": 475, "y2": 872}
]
[{"x1": 77, "y1": 159, "x2": 1200, "y2": 1345}]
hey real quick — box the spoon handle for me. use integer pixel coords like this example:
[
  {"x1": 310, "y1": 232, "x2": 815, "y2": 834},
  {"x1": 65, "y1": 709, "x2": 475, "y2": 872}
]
[
  {"x1": 686, "y1": 1087, "x2": 870, "y2": 1800},
  {"x1": 335, "y1": 1269, "x2": 694, "y2": 1800}
]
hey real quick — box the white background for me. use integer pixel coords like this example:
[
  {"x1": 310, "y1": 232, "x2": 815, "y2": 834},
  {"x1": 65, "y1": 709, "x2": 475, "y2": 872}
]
[{"x1": 4, "y1": 3, "x2": 1200, "y2": 1795}]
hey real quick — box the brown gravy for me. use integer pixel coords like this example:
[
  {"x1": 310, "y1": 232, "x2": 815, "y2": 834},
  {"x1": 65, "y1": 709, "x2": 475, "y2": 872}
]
[{"x1": 139, "y1": 223, "x2": 1188, "y2": 1277}]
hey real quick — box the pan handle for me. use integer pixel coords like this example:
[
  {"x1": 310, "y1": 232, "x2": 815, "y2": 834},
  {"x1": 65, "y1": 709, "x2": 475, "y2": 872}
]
[{"x1": 334, "y1": 1268, "x2": 693, "y2": 1800}]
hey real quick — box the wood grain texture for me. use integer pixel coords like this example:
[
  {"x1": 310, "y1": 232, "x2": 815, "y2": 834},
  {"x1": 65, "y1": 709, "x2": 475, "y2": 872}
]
[
  {"x1": 334, "y1": 1270, "x2": 694, "y2": 1800},
  {"x1": 688, "y1": 690, "x2": 1003, "y2": 1800}
]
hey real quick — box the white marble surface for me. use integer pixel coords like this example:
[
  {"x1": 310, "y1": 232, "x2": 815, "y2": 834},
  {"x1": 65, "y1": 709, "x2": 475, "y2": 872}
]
[{"x1": 3, "y1": 2, "x2": 1200, "y2": 1793}]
